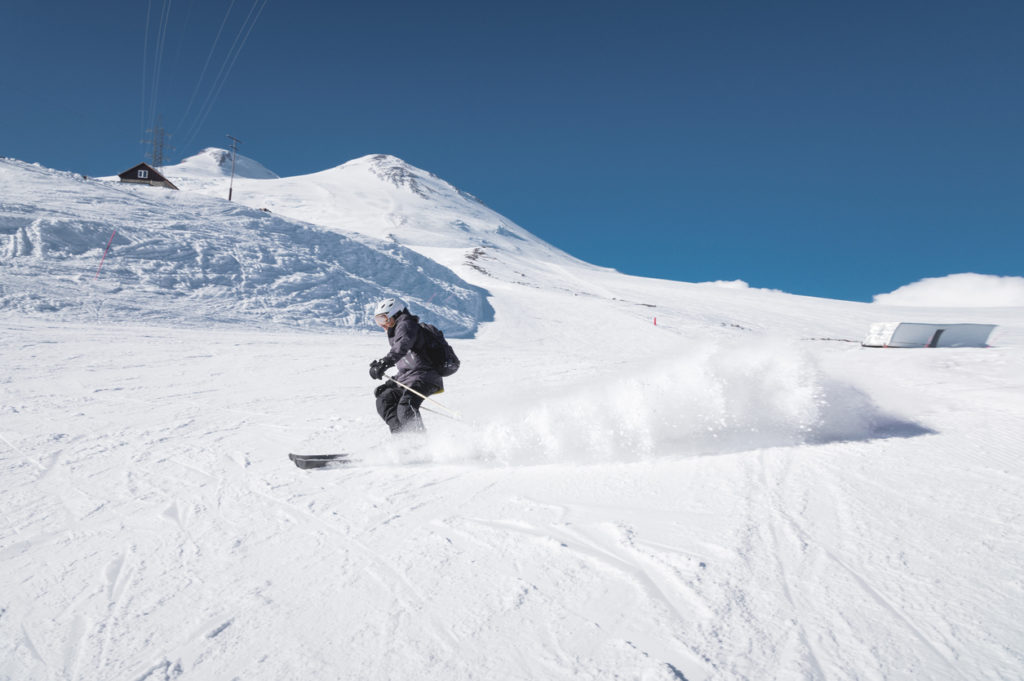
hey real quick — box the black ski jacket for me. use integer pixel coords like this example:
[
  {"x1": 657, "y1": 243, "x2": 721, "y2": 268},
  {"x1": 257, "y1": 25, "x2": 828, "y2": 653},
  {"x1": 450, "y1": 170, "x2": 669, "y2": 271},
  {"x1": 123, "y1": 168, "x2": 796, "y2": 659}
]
[{"x1": 384, "y1": 311, "x2": 443, "y2": 390}]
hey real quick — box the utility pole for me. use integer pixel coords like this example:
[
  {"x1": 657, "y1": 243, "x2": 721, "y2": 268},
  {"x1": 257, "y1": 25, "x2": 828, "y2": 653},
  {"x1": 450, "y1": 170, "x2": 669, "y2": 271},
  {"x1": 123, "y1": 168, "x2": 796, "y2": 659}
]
[
  {"x1": 146, "y1": 115, "x2": 170, "y2": 169},
  {"x1": 226, "y1": 135, "x2": 242, "y2": 201}
]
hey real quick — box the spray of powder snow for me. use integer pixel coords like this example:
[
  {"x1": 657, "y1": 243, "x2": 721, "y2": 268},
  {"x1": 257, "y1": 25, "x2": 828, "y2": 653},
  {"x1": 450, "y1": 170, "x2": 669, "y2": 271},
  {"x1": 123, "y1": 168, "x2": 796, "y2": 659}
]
[{"x1": 409, "y1": 339, "x2": 904, "y2": 466}]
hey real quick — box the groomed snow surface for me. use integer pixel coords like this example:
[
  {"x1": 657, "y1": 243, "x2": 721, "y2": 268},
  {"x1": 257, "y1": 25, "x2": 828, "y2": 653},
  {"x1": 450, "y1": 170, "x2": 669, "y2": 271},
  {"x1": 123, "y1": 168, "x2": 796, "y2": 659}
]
[{"x1": 2, "y1": 154, "x2": 1023, "y2": 680}]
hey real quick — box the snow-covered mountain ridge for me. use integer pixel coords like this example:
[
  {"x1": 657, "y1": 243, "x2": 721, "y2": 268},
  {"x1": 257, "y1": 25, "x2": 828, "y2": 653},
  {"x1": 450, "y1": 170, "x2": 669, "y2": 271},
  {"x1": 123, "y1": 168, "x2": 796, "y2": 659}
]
[
  {"x1": 157, "y1": 149, "x2": 1020, "y2": 343},
  {"x1": 163, "y1": 151, "x2": 579, "y2": 269},
  {"x1": 164, "y1": 147, "x2": 279, "y2": 180},
  {"x1": 4, "y1": 149, "x2": 1020, "y2": 348},
  {"x1": 1, "y1": 157, "x2": 491, "y2": 335}
]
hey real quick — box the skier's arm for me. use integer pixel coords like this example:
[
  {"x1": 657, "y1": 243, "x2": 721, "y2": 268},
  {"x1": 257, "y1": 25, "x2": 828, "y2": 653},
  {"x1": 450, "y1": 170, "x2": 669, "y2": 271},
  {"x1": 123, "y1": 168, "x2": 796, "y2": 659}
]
[{"x1": 384, "y1": 321, "x2": 419, "y2": 364}]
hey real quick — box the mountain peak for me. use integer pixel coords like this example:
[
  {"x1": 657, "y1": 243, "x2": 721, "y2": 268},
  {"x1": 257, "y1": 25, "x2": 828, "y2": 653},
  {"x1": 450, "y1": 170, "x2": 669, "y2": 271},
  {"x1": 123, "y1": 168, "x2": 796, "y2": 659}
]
[
  {"x1": 366, "y1": 154, "x2": 435, "y2": 198},
  {"x1": 341, "y1": 154, "x2": 485, "y2": 208},
  {"x1": 150, "y1": 150, "x2": 562, "y2": 261},
  {"x1": 166, "y1": 148, "x2": 279, "y2": 180}
]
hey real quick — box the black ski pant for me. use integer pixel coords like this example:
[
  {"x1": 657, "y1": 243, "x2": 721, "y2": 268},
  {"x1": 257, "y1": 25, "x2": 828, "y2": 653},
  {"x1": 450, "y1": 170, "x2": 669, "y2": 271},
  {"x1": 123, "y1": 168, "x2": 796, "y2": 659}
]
[{"x1": 375, "y1": 380, "x2": 439, "y2": 434}]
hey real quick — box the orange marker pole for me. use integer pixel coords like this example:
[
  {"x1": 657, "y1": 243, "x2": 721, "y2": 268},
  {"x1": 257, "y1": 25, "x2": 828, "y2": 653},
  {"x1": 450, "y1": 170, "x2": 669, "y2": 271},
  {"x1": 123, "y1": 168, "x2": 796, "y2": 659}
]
[{"x1": 94, "y1": 230, "x2": 117, "y2": 279}]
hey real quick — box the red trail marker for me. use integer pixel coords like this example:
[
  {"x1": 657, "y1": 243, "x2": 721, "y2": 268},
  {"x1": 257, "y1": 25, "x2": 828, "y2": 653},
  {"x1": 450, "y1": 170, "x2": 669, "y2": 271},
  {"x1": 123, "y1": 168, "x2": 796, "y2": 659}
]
[{"x1": 94, "y1": 230, "x2": 117, "y2": 279}]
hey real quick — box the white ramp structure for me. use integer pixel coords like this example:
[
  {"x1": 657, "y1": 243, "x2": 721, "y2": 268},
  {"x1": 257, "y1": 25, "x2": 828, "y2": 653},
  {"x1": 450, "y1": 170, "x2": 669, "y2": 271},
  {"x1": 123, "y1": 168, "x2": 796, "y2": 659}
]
[{"x1": 863, "y1": 322, "x2": 997, "y2": 348}]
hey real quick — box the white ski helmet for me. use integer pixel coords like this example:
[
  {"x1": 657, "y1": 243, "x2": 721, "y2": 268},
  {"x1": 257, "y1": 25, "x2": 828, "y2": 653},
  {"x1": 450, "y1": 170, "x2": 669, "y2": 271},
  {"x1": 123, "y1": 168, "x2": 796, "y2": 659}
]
[{"x1": 373, "y1": 298, "x2": 403, "y2": 320}]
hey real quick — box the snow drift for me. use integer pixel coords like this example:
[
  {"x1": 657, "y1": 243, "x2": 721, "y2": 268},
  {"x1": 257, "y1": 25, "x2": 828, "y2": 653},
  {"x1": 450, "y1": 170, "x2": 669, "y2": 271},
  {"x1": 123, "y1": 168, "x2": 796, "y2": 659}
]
[{"x1": 0, "y1": 159, "x2": 492, "y2": 335}]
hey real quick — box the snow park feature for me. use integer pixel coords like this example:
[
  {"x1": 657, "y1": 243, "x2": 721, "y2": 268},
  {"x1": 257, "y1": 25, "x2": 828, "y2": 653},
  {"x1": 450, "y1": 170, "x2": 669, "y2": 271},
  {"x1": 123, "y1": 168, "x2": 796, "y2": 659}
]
[
  {"x1": 862, "y1": 322, "x2": 998, "y2": 348},
  {"x1": 2, "y1": 151, "x2": 1024, "y2": 681}
]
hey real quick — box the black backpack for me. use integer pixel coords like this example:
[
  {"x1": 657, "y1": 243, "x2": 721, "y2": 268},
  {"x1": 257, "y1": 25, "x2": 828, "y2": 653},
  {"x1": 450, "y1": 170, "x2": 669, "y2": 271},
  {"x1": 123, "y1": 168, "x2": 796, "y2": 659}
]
[{"x1": 419, "y1": 323, "x2": 461, "y2": 377}]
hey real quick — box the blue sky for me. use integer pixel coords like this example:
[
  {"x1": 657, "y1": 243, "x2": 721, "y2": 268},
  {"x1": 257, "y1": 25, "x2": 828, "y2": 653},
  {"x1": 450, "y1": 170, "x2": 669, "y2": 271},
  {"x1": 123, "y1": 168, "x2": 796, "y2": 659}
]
[{"x1": 2, "y1": 1, "x2": 1021, "y2": 302}]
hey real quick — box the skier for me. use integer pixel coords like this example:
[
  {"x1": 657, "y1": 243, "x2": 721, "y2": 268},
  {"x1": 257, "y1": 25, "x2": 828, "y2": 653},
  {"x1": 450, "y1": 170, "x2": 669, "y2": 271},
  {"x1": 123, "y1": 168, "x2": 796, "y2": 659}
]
[{"x1": 368, "y1": 298, "x2": 443, "y2": 434}]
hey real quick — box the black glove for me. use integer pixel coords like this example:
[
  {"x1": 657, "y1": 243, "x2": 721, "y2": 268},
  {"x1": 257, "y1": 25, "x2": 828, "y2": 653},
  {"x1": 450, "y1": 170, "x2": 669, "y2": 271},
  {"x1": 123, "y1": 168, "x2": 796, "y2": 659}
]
[{"x1": 368, "y1": 357, "x2": 394, "y2": 380}]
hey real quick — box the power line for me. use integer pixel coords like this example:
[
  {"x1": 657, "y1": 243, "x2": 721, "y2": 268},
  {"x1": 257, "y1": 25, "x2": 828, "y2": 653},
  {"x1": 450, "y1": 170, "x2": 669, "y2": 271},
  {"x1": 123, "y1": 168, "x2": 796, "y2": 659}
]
[
  {"x1": 139, "y1": 0, "x2": 153, "y2": 158},
  {"x1": 169, "y1": 0, "x2": 199, "y2": 73},
  {"x1": 180, "y1": 0, "x2": 269, "y2": 151},
  {"x1": 147, "y1": 0, "x2": 174, "y2": 137},
  {"x1": 178, "y1": 0, "x2": 270, "y2": 152},
  {"x1": 174, "y1": 0, "x2": 238, "y2": 136}
]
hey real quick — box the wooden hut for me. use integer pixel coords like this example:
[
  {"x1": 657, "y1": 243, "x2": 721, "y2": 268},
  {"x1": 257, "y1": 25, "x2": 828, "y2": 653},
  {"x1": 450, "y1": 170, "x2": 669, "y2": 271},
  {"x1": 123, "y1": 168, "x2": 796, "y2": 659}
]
[{"x1": 118, "y1": 162, "x2": 178, "y2": 190}]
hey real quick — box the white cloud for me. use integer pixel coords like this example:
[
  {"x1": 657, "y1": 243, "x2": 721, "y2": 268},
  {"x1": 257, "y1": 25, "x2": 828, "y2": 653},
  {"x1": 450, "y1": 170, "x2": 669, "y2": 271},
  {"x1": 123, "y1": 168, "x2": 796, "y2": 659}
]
[
  {"x1": 701, "y1": 279, "x2": 750, "y2": 290},
  {"x1": 873, "y1": 273, "x2": 1024, "y2": 307}
]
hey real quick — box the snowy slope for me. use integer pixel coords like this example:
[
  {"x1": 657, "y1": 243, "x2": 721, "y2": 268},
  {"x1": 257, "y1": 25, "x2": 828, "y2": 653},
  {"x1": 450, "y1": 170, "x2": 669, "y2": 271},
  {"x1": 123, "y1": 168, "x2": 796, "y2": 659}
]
[
  {"x1": 2, "y1": 153, "x2": 1023, "y2": 681},
  {"x1": 1, "y1": 159, "x2": 491, "y2": 335},
  {"x1": 163, "y1": 147, "x2": 280, "y2": 181},
  {"x1": 164, "y1": 151, "x2": 551, "y2": 252},
  {"x1": 164, "y1": 151, "x2": 592, "y2": 298}
]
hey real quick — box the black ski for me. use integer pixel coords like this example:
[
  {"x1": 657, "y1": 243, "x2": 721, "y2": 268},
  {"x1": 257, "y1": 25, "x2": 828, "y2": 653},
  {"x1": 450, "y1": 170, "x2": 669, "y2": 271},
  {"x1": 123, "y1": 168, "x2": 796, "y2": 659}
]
[{"x1": 289, "y1": 453, "x2": 353, "y2": 470}]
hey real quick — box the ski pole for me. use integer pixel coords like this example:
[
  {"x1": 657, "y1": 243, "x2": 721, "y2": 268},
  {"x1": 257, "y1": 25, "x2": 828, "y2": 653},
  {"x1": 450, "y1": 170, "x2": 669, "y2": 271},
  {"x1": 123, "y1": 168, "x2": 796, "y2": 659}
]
[
  {"x1": 384, "y1": 373, "x2": 461, "y2": 420},
  {"x1": 418, "y1": 403, "x2": 460, "y2": 421}
]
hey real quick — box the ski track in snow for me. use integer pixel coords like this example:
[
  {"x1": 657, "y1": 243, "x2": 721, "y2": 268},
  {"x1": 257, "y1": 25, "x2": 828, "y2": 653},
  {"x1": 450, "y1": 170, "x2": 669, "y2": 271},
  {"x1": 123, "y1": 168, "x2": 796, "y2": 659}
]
[{"x1": 2, "y1": 318, "x2": 1022, "y2": 681}]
